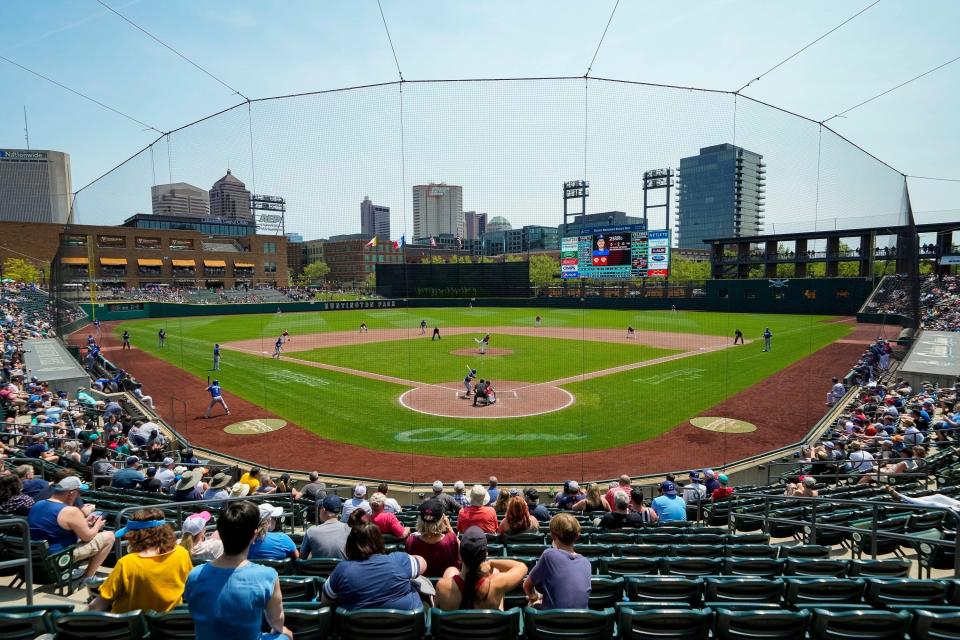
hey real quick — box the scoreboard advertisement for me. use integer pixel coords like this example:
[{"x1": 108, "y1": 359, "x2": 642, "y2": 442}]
[{"x1": 560, "y1": 225, "x2": 670, "y2": 279}]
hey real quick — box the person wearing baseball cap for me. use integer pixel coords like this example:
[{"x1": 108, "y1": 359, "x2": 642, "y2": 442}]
[
  {"x1": 340, "y1": 484, "x2": 371, "y2": 523},
  {"x1": 406, "y1": 497, "x2": 460, "y2": 577},
  {"x1": 435, "y1": 526, "x2": 528, "y2": 610},
  {"x1": 651, "y1": 481, "x2": 686, "y2": 522},
  {"x1": 711, "y1": 474, "x2": 735, "y2": 502},
  {"x1": 524, "y1": 488, "x2": 550, "y2": 522},
  {"x1": 301, "y1": 495, "x2": 349, "y2": 560},
  {"x1": 110, "y1": 456, "x2": 146, "y2": 490},
  {"x1": 27, "y1": 474, "x2": 115, "y2": 581},
  {"x1": 429, "y1": 480, "x2": 462, "y2": 515},
  {"x1": 248, "y1": 503, "x2": 297, "y2": 561},
  {"x1": 155, "y1": 458, "x2": 176, "y2": 490},
  {"x1": 178, "y1": 511, "x2": 223, "y2": 562}
]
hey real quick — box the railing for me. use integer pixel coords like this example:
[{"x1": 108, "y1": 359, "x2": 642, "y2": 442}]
[
  {"x1": 761, "y1": 459, "x2": 933, "y2": 488},
  {"x1": 112, "y1": 492, "x2": 299, "y2": 559},
  {"x1": 0, "y1": 517, "x2": 34, "y2": 604},
  {"x1": 730, "y1": 492, "x2": 960, "y2": 576}
]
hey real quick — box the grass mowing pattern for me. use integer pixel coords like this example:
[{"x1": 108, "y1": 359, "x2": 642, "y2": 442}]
[{"x1": 117, "y1": 308, "x2": 851, "y2": 457}]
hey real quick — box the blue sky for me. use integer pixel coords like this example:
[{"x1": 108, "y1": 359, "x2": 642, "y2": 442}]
[{"x1": 1, "y1": 0, "x2": 957, "y2": 240}]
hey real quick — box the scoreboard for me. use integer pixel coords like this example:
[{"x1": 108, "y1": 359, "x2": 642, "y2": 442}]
[{"x1": 560, "y1": 225, "x2": 670, "y2": 279}]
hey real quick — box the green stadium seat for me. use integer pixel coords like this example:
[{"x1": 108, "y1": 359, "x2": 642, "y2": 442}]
[
  {"x1": 849, "y1": 517, "x2": 908, "y2": 558},
  {"x1": 53, "y1": 611, "x2": 145, "y2": 640},
  {"x1": 429, "y1": 607, "x2": 521, "y2": 640},
  {"x1": 847, "y1": 559, "x2": 911, "y2": 578},
  {"x1": 618, "y1": 607, "x2": 714, "y2": 639},
  {"x1": 619, "y1": 544, "x2": 669, "y2": 558},
  {"x1": 0, "y1": 536, "x2": 77, "y2": 596},
  {"x1": 143, "y1": 609, "x2": 195, "y2": 640},
  {"x1": 713, "y1": 607, "x2": 810, "y2": 640},
  {"x1": 725, "y1": 533, "x2": 771, "y2": 545},
  {"x1": 278, "y1": 576, "x2": 318, "y2": 602},
  {"x1": 0, "y1": 610, "x2": 54, "y2": 640},
  {"x1": 638, "y1": 532, "x2": 682, "y2": 545},
  {"x1": 252, "y1": 557, "x2": 294, "y2": 575},
  {"x1": 296, "y1": 558, "x2": 342, "y2": 578},
  {"x1": 911, "y1": 610, "x2": 960, "y2": 640},
  {"x1": 685, "y1": 533, "x2": 725, "y2": 545},
  {"x1": 722, "y1": 557, "x2": 785, "y2": 578},
  {"x1": 906, "y1": 510, "x2": 945, "y2": 532},
  {"x1": 784, "y1": 558, "x2": 849, "y2": 578},
  {"x1": 600, "y1": 556, "x2": 659, "y2": 577},
  {"x1": 809, "y1": 608, "x2": 910, "y2": 640},
  {"x1": 500, "y1": 531, "x2": 546, "y2": 544},
  {"x1": 780, "y1": 545, "x2": 831, "y2": 559},
  {"x1": 625, "y1": 576, "x2": 703, "y2": 607},
  {"x1": 863, "y1": 578, "x2": 948, "y2": 609},
  {"x1": 572, "y1": 544, "x2": 613, "y2": 559},
  {"x1": 523, "y1": 608, "x2": 615, "y2": 640},
  {"x1": 588, "y1": 576, "x2": 624, "y2": 610},
  {"x1": 335, "y1": 607, "x2": 425, "y2": 640},
  {"x1": 591, "y1": 531, "x2": 637, "y2": 545},
  {"x1": 784, "y1": 578, "x2": 865, "y2": 610},
  {"x1": 704, "y1": 577, "x2": 784, "y2": 609},
  {"x1": 726, "y1": 544, "x2": 779, "y2": 559},
  {"x1": 505, "y1": 543, "x2": 549, "y2": 557},
  {"x1": 659, "y1": 556, "x2": 722, "y2": 578},
  {"x1": 671, "y1": 544, "x2": 720, "y2": 558},
  {"x1": 765, "y1": 507, "x2": 805, "y2": 539},
  {"x1": 283, "y1": 606, "x2": 332, "y2": 640}
]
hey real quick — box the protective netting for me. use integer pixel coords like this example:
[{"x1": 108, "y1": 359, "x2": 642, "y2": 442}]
[{"x1": 60, "y1": 78, "x2": 912, "y2": 483}]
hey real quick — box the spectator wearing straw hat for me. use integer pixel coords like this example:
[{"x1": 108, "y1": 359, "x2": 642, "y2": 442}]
[
  {"x1": 173, "y1": 469, "x2": 207, "y2": 503},
  {"x1": 202, "y1": 472, "x2": 231, "y2": 501},
  {"x1": 457, "y1": 485, "x2": 498, "y2": 534},
  {"x1": 228, "y1": 482, "x2": 250, "y2": 498}
]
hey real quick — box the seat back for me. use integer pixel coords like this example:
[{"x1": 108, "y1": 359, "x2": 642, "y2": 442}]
[
  {"x1": 600, "y1": 557, "x2": 659, "y2": 577},
  {"x1": 911, "y1": 610, "x2": 960, "y2": 640},
  {"x1": 626, "y1": 576, "x2": 703, "y2": 607},
  {"x1": 523, "y1": 608, "x2": 615, "y2": 640},
  {"x1": 335, "y1": 607, "x2": 425, "y2": 640},
  {"x1": 660, "y1": 556, "x2": 722, "y2": 577},
  {"x1": 672, "y1": 545, "x2": 720, "y2": 558},
  {"x1": 781, "y1": 545, "x2": 831, "y2": 559},
  {"x1": 847, "y1": 559, "x2": 911, "y2": 578},
  {"x1": 705, "y1": 577, "x2": 784, "y2": 605},
  {"x1": 722, "y1": 558, "x2": 785, "y2": 578},
  {"x1": 296, "y1": 558, "x2": 342, "y2": 578},
  {"x1": 810, "y1": 608, "x2": 910, "y2": 640},
  {"x1": 0, "y1": 610, "x2": 53, "y2": 640},
  {"x1": 864, "y1": 578, "x2": 947, "y2": 607},
  {"x1": 714, "y1": 608, "x2": 810, "y2": 640},
  {"x1": 429, "y1": 607, "x2": 521, "y2": 640},
  {"x1": 143, "y1": 609, "x2": 195, "y2": 640},
  {"x1": 619, "y1": 544, "x2": 669, "y2": 558},
  {"x1": 618, "y1": 607, "x2": 713, "y2": 640},
  {"x1": 278, "y1": 576, "x2": 319, "y2": 602},
  {"x1": 726, "y1": 545, "x2": 778, "y2": 559},
  {"x1": 283, "y1": 606, "x2": 333, "y2": 640},
  {"x1": 785, "y1": 558, "x2": 849, "y2": 578},
  {"x1": 252, "y1": 557, "x2": 293, "y2": 575},
  {"x1": 501, "y1": 531, "x2": 546, "y2": 544},
  {"x1": 588, "y1": 576, "x2": 624, "y2": 610},
  {"x1": 785, "y1": 578, "x2": 865, "y2": 607},
  {"x1": 54, "y1": 611, "x2": 145, "y2": 640}
]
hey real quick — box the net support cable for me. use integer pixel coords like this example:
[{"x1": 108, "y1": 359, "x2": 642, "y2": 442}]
[
  {"x1": 735, "y1": 0, "x2": 882, "y2": 93},
  {"x1": 377, "y1": 0, "x2": 404, "y2": 81},
  {"x1": 584, "y1": 0, "x2": 621, "y2": 77}
]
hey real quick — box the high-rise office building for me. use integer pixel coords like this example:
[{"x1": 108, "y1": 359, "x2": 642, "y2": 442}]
[
  {"x1": 0, "y1": 149, "x2": 73, "y2": 223},
  {"x1": 151, "y1": 183, "x2": 210, "y2": 217},
  {"x1": 360, "y1": 196, "x2": 391, "y2": 240},
  {"x1": 676, "y1": 143, "x2": 765, "y2": 249},
  {"x1": 412, "y1": 183, "x2": 463, "y2": 240},
  {"x1": 464, "y1": 211, "x2": 487, "y2": 239},
  {"x1": 209, "y1": 170, "x2": 252, "y2": 220}
]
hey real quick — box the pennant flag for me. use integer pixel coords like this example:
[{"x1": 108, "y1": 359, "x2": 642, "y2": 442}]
[
  {"x1": 365, "y1": 236, "x2": 377, "y2": 247},
  {"x1": 430, "y1": 236, "x2": 437, "y2": 247}
]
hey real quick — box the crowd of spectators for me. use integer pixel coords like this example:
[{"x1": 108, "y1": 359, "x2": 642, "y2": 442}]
[{"x1": 862, "y1": 273, "x2": 960, "y2": 331}]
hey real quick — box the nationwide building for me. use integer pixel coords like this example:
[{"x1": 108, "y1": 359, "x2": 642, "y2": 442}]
[
  {"x1": 676, "y1": 143, "x2": 765, "y2": 250},
  {"x1": 485, "y1": 215, "x2": 511, "y2": 233},
  {"x1": 483, "y1": 225, "x2": 559, "y2": 255},
  {"x1": 151, "y1": 183, "x2": 210, "y2": 217},
  {"x1": 464, "y1": 211, "x2": 487, "y2": 239},
  {"x1": 412, "y1": 183, "x2": 463, "y2": 240},
  {"x1": 0, "y1": 148, "x2": 73, "y2": 224},
  {"x1": 209, "y1": 170, "x2": 253, "y2": 221},
  {"x1": 360, "y1": 196, "x2": 391, "y2": 240}
]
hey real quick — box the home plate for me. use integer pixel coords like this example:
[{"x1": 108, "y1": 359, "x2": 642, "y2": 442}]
[
  {"x1": 690, "y1": 417, "x2": 757, "y2": 433},
  {"x1": 400, "y1": 380, "x2": 573, "y2": 419}
]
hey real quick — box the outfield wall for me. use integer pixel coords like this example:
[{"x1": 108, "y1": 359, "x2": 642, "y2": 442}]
[{"x1": 77, "y1": 277, "x2": 875, "y2": 321}]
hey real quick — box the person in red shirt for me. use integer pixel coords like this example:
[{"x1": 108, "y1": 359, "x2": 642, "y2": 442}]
[
  {"x1": 457, "y1": 485, "x2": 498, "y2": 534},
  {"x1": 405, "y1": 497, "x2": 460, "y2": 578},
  {"x1": 604, "y1": 475, "x2": 633, "y2": 511},
  {"x1": 369, "y1": 492, "x2": 409, "y2": 540},
  {"x1": 710, "y1": 474, "x2": 735, "y2": 502}
]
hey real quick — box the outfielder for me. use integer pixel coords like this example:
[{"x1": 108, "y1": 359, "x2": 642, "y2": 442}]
[
  {"x1": 158, "y1": 328, "x2": 166, "y2": 348},
  {"x1": 204, "y1": 379, "x2": 230, "y2": 418},
  {"x1": 762, "y1": 328, "x2": 773, "y2": 352},
  {"x1": 212, "y1": 343, "x2": 221, "y2": 370},
  {"x1": 121, "y1": 330, "x2": 131, "y2": 350},
  {"x1": 420, "y1": 319, "x2": 427, "y2": 335}
]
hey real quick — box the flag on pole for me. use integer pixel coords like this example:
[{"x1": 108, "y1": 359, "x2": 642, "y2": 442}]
[
  {"x1": 366, "y1": 236, "x2": 377, "y2": 247},
  {"x1": 392, "y1": 235, "x2": 406, "y2": 249},
  {"x1": 456, "y1": 235, "x2": 463, "y2": 249},
  {"x1": 430, "y1": 236, "x2": 437, "y2": 247}
]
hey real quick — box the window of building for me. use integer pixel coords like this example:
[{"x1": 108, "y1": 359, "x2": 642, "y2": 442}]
[
  {"x1": 97, "y1": 235, "x2": 126, "y2": 248},
  {"x1": 135, "y1": 237, "x2": 162, "y2": 250},
  {"x1": 61, "y1": 234, "x2": 87, "y2": 247},
  {"x1": 263, "y1": 261, "x2": 277, "y2": 273},
  {"x1": 263, "y1": 241, "x2": 276, "y2": 254},
  {"x1": 169, "y1": 238, "x2": 193, "y2": 251}
]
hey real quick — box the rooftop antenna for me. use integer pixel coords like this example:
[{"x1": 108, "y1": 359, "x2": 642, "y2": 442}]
[{"x1": 23, "y1": 105, "x2": 30, "y2": 149}]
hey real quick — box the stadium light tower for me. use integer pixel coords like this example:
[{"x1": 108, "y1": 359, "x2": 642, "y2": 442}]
[
  {"x1": 643, "y1": 168, "x2": 673, "y2": 231},
  {"x1": 563, "y1": 180, "x2": 589, "y2": 234}
]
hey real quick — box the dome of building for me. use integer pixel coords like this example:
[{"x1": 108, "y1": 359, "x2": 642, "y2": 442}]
[{"x1": 486, "y1": 216, "x2": 512, "y2": 232}]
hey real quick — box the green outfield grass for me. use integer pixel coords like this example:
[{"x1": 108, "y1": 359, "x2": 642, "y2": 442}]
[
  {"x1": 295, "y1": 334, "x2": 678, "y2": 384},
  {"x1": 115, "y1": 307, "x2": 852, "y2": 457}
]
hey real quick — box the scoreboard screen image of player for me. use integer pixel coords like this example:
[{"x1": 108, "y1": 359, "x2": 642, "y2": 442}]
[{"x1": 560, "y1": 225, "x2": 670, "y2": 279}]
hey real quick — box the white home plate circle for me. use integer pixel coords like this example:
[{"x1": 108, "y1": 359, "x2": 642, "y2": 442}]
[
  {"x1": 224, "y1": 419, "x2": 287, "y2": 435},
  {"x1": 690, "y1": 417, "x2": 757, "y2": 433}
]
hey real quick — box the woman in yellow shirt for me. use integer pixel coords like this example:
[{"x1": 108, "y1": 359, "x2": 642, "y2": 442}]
[
  {"x1": 89, "y1": 507, "x2": 193, "y2": 613},
  {"x1": 238, "y1": 467, "x2": 262, "y2": 493}
]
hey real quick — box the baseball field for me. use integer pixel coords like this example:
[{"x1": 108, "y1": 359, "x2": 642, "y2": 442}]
[{"x1": 105, "y1": 307, "x2": 855, "y2": 460}]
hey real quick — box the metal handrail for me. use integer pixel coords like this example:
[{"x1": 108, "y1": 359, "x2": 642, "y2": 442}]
[
  {"x1": 762, "y1": 459, "x2": 934, "y2": 487},
  {"x1": 730, "y1": 492, "x2": 960, "y2": 576},
  {"x1": 0, "y1": 517, "x2": 34, "y2": 604},
  {"x1": 111, "y1": 492, "x2": 297, "y2": 559}
]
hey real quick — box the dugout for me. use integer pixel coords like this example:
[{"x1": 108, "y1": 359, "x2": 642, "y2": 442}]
[{"x1": 23, "y1": 338, "x2": 90, "y2": 397}]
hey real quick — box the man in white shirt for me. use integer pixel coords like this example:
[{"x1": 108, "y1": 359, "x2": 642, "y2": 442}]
[
  {"x1": 681, "y1": 471, "x2": 707, "y2": 503},
  {"x1": 826, "y1": 377, "x2": 846, "y2": 406},
  {"x1": 340, "y1": 484, "x2": 371, "y2": 523},
  {"x1": 847, "y1": 442, "x2": 875, "y2": 474}
]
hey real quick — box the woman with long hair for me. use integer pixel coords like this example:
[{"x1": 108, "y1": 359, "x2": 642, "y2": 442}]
[
  {"x1": 89, "y1": 507, "x2": 193, "y2": 613},
  {"x1": 0, "y1": 474, "x2": 34, "y2": 516},
  {"x1": 572, "y1": 483, "x2": 611, "y2": 512},
  {"x1": 436, "y1": 526, "x2": 527, "y2": 610},
  {"x1": 493, "y1": 489, "x2": 510, "y2": 514},
  {"x1": 321, "y1": 509, "x2": 427, "y2": 611},
  {"x1": 497, "y1": 496, "x2": 539, "y2": 535},
  {"x1": 405, "y1": 497, "x2": 460, "y2": 577},
  {"x1": 178, "y1": 511, "x2": 223, "y2": 561}
]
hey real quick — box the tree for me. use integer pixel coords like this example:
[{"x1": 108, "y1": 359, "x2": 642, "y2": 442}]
[
  {"x1": 668, "y1": 255, "x2": 710, "y2": 281},
  {"x1": 529, "y1": 254, "x2": 559, "y2": 290},
  {"x1": 302, "y1": 261, "x2": 330, "y2": 284},
  {"x1": 3, "y1": 258, "x2": 41, "y2": 284},
  {"x1": 363, "y1": 272, "x2": 376, "y2": 289},
  {"x1": 420, "y1": 256, "x2": 445, "y2": 264}
]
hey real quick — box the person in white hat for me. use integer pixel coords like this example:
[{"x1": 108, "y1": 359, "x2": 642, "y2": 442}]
[
  {"x1": 228, "y1": 482, "x2": 250, "y2": 498},
  {"x1": 178, "y1": 511, "x2": 223, "y2": 561},
  {"x1": 248, "y1": 503, "x2": 298, "y2": 561},
  {"x1": 451, "y1": 480, "x2": 469, "y2": 508},
  {"x1": 429, "y1": 480, "x2": 462, "y2": 515},
  {"x1": 340, "y1": 484, "x2": 371, "y2": 523}
]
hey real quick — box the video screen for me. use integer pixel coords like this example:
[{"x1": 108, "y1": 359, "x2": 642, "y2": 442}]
[{"x1": 561, "y1": 225, "x2": 670, "y2": 279}]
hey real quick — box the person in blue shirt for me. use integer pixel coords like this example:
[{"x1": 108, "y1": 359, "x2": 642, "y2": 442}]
[
  {"x1": 248, "y1": 503, "x2": 298, "y2": 561},
  {"x1": 111, "y1": 456, "x2": 145, "y2": 490},
  {"x1": 762, "y1": 328, "x2": 773, "y2": 352},
  {"x1": 184, "y1": 501, "x2": 292, "y2": 640},
  {"x1": 321, "y1": 509, "x2": 426, "y2": 611},
  {"x1": 651, "y1": 481, "x2": 687, "y2": 522},
  {"x1": 203, "y1": 380, "x2": 230, "y2": 418},
  {"x1": 212, "y1": 344, "x2": 221, "y2": 371},
  {"x1": 24, "y1": 433, "x2": 59, "y2": 463}
]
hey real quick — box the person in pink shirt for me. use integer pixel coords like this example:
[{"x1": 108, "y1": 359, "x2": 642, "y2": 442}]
[
  {"x1": 457, "y1": 485, "x2": 498, "y2": 534},
  {"x1": 369, "y1": 492, "x2": 409, "y2": 540}
]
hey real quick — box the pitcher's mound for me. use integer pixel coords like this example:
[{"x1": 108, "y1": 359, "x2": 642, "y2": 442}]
[
  {"x1": 399, "y1": 380, "x2": 573, "y2": 419},
  {"x1": 449, "y1": 347, "x2": 514, "y2": 356}
]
